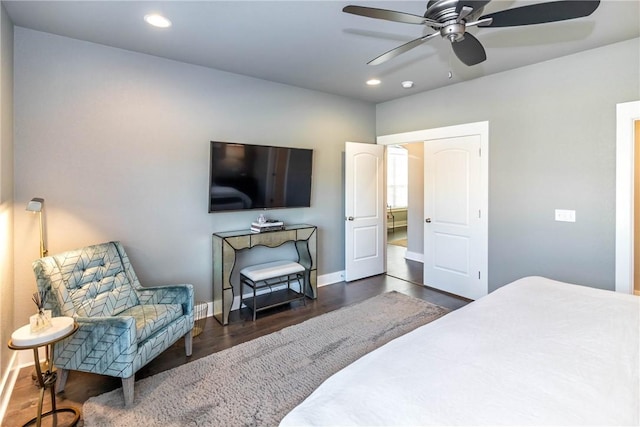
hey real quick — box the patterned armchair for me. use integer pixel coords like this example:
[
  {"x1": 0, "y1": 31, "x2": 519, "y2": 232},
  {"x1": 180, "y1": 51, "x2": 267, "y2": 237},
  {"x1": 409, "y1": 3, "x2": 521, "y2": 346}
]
[{"x1": 32, "y1": 241, "x2": 194, "y2": 407}]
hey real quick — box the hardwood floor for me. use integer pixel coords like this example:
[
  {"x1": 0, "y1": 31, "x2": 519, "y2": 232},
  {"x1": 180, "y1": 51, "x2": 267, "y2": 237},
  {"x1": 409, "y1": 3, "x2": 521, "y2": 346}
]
[{"x1": 2, "y1": 270, "x2": 469, "y2": 426}]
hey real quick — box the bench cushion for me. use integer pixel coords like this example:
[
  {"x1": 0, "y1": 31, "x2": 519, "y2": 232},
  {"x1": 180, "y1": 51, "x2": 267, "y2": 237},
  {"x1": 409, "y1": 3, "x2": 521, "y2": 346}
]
[{"x1": 240, "y1": 260, "x2": 305, "y2": 282}]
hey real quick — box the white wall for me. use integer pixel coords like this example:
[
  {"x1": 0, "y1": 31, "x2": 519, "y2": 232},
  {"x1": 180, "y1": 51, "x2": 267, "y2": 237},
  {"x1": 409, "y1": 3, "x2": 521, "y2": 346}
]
[
  {"x1": 377, "y1": 38, "x2": 640, "y2": 292},
  {"x1": 406, "y1": 143, "x2": 423, "y2": 256},
  {"x1": 13, "y1": 28, "x2": 375, "y2": 326}
]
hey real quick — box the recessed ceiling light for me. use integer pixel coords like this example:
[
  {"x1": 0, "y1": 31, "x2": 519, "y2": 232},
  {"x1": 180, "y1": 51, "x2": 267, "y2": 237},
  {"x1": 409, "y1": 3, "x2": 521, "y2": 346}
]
[
  {"x1": 144, "y1": 14, "x2": 172, "y2": 28},
  {"x1": 366, "y1": 79, "x2": 381, "y2": 86},
  {"x1": 401, "y1": 81, "x2": 414, "y2": 89}
]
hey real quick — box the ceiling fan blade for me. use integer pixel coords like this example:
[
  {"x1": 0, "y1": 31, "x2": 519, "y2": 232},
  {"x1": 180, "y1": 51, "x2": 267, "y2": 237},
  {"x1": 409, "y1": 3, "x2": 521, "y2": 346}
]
[
  {"x1": 478, "y1": 0, "x2": 600, "y2": 27},
  {"x1": 456, "y1": 1, "x2": 492, "y2": 14},
  {"x1": 368, "y1": 32, "x2": 440, "y2": 66},
  {"x1": 343, "y1": 5, "x2": 431, "y2": 25},
  {"x1": 451, "y1": 33, "x2": 487, "y2": 66}
]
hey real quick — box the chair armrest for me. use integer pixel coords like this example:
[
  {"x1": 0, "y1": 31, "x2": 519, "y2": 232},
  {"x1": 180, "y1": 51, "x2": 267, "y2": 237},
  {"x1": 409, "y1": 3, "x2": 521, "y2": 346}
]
[
  {"x1": 54, "y1": 316, "x2": 138, "y2": 375},
  {"x1": 135, "y1": 284, "x2": 194, "y2": 315},
  {"x1": 74, "y1": 316, "x2": 137, "y2": 348}
]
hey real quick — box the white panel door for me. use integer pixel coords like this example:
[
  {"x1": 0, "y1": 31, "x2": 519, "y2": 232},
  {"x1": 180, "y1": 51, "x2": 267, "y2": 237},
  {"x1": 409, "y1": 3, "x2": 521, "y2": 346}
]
[
  {"x1": 424, "y1": 135, "x2": 485, "y2": 299},
  {"x1": 345, "y1": 142, "x2": 385, "y2": 282}
]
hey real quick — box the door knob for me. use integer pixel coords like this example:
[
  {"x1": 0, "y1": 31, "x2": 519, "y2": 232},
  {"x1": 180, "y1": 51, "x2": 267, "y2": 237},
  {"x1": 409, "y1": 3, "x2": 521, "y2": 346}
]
[
  {"x1": 347, "y1": 216, "x2": 354, "y2": 221},
  {"x1": 425, "y1": 218, "x2": 431, "y2": 223}
]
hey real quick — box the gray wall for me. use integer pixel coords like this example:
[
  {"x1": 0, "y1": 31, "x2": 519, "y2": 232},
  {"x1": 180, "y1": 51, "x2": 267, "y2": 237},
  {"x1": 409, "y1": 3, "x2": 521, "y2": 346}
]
[
  {"x1": 0, "y1": 4, "x2": 14, "y2": 383},
  {"x1": 377, "y1": 38, "x2": 640, "y2": 292},
  {"x1": 13, "y1": 28, "x2": 375, "y2": 325}
]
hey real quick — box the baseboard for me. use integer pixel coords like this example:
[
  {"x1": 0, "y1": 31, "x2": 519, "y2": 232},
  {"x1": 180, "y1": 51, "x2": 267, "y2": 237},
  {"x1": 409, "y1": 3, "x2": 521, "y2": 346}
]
[
  {"x1": 0, "y1": 352, "x2": 20, "y2": 424},
  {"x1": 387, "y1": 221, "x2": 407, "y2": 229},
  {"x1": 405, "y1": 251, "x2": 424, "y2": 263},
  {"x1": 318, "y1": 270, "x2": 344, "y2": 287}
]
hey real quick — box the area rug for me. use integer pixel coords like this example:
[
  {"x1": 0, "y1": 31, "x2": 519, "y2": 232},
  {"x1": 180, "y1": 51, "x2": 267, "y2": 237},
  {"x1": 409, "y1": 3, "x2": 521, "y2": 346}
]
[
  {"x1": 389, "y1": 238, "x2": 407, "y2": 247},
  {"x1": 83, "y1": 292, "x2": 449, "y2": 427}
]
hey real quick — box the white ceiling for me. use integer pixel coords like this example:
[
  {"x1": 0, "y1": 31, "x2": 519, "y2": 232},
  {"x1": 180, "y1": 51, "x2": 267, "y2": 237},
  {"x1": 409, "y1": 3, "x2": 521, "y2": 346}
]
[{"x1": 4, "y1": 1, "x2": 639, "y2": 103}]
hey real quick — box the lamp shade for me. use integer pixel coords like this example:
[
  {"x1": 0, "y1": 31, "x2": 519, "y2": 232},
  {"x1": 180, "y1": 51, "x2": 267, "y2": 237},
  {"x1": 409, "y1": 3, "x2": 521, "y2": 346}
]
[{"x1": 26, "y1": 198, "x2": 44, "y2": 212}]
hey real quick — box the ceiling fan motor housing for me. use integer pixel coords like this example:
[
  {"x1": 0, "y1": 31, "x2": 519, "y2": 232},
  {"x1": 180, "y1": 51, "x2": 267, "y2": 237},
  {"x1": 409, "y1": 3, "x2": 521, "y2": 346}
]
[
  {"x1": 425, "y1": 0, "x2": 484, "y2": 22},
  {"x1": 426, "y1": 0, "x2": 484, "y2": 42}
]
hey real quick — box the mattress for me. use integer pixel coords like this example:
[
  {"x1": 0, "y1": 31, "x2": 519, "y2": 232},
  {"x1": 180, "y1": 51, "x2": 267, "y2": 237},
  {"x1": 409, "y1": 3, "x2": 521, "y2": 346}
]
[{"x1": 280, "y1": 276, "x2": 640, "y2": 426}]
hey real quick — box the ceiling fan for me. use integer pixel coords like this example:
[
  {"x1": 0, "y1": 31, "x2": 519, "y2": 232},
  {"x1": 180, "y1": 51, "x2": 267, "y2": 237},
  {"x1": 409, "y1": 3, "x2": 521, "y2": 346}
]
[{"x1": 343, "y1": 0, "x2": 600, "y2": 66}]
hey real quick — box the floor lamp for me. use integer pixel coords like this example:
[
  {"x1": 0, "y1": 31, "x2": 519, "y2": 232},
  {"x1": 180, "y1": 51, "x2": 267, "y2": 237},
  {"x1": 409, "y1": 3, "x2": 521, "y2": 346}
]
[
  {"x1": 25, "y1": 197, "x2": 50, "y2": 385},
  {"x1": 26, "y1": 197, "x2": 47, "y2": 258}
]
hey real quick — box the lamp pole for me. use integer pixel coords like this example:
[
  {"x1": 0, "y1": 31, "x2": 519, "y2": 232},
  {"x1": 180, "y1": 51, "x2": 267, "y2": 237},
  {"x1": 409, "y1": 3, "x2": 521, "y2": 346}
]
[{"x1": 26, "y1": 197, "x2": 47, "y2": 258}]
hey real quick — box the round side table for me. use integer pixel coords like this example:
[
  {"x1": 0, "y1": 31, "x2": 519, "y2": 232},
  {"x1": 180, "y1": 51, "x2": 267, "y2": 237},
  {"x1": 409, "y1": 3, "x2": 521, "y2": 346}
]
[{"x1": 8, "y1": 317, "x2": 80, "y2": 427}]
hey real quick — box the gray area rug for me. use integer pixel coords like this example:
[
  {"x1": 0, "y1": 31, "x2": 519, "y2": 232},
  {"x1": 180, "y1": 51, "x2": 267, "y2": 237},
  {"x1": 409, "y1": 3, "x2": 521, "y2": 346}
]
[{"x1": 83, "y1": 291, "x2": 449, "y2": 426}]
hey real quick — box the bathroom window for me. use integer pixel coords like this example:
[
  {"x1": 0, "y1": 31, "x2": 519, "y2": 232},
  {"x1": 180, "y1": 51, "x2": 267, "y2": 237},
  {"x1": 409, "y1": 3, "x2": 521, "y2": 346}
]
[{"x1": 387, "y1": 145, "x2": 408, "y2": 209}]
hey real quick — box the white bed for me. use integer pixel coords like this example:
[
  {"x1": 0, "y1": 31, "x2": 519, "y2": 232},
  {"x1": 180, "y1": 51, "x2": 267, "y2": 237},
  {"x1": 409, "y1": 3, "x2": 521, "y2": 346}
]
[{"x1": 280, "y1": 276, "x2": 640, "y2": 426}]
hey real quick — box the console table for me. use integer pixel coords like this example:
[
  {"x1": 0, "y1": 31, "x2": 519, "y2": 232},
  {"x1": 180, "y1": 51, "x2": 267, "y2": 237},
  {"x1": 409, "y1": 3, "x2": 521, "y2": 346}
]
[{"x1": 212, "y1": 224, "x2": 317, "y2": 325}]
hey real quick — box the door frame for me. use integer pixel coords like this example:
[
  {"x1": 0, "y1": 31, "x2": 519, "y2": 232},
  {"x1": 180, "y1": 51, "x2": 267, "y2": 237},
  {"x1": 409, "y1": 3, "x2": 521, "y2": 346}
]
[
  {"x1": 615, "y1": 100, "x2": 640, "y2": 294},
  {"x1": 377, "y1": 121, "x2": 489, "y2": 296}
]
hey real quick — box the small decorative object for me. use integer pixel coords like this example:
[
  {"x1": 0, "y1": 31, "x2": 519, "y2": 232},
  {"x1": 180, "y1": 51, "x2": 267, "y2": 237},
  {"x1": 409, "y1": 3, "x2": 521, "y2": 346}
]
[
  {"x1": 257, "y1": 213, "x2": 267, "y2": 225},
  {"x1": 30, "y1": 289, "x2": 52, "y2": 333}
]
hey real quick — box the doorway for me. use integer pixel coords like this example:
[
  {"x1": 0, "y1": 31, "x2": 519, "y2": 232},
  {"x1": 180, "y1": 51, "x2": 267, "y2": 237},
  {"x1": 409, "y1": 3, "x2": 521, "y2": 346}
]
[
  {"x1": 386, "y1": 143, "x2": 423, "y2": 285},
  {"x1": 378, "y1": 121, "x2": 489, "y2": 299}
]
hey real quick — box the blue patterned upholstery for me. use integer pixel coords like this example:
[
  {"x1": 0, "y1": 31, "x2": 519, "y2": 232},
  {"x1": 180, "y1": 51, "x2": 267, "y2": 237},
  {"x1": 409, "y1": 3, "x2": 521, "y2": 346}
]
[{"x1": 32, "y1": 241, "x2": 194, "y2": 406}]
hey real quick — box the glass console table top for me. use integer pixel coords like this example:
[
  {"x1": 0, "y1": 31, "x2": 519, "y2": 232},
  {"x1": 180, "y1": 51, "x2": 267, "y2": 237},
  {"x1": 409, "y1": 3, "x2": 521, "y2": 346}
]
[{"x1": 213, "y1": 223, "x2": 315, "y2": 238}]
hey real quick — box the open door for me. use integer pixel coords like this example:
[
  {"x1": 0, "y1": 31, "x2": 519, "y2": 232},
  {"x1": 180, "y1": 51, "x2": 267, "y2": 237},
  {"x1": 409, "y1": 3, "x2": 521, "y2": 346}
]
[{"x1": 345, "y1": 142, "x2": 385, "y2": 281}]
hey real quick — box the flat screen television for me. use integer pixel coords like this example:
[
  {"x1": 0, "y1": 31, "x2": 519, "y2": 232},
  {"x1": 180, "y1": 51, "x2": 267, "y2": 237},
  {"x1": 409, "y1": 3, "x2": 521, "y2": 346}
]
[{"x1": 209, "y1": 141, "x2": 313, "y2": 212}]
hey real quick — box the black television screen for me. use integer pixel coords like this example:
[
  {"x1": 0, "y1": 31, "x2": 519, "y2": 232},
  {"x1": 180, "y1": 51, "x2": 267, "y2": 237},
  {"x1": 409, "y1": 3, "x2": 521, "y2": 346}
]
[{"x1": 209, "y1": 141, "x2": 313, "y2": 212}]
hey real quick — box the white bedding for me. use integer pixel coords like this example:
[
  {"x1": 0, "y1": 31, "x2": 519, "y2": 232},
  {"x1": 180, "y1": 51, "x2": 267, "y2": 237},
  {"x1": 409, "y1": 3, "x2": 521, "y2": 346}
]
[{"x1": 280, "y1": 276, "x2": 640, "y2": 426}]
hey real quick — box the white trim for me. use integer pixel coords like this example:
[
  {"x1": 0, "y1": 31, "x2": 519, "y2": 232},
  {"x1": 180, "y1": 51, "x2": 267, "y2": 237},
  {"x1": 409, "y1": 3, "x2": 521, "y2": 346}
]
[
  {"x1": 615, "y1": 101, "x2": 640, "y2": 294},
  {"x1": 317, "y1": 271, "x2": 344, "y2": 286},
  {"x1": 377, "y1": 121, "x2": 490, "y2": 298},
  {"x1": 388, "y1": 220, "x2": 408, "y2": 229},
  {"x1": 0, "y1": 352, "x2": 20, "y2": 424},
  {"x1": 377, "y1": 121, "x2": 489, "y2": 146},
  {"x1": 405, "y1": 251, "x2": 424, "y2": 263}
]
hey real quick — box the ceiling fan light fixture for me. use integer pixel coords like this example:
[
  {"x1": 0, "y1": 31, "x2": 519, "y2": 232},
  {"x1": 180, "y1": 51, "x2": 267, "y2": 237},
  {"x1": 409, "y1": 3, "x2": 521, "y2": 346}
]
[
  {"x1": 401, "y1": 80, "x2": 414, "y2": 89},
  {"x1": 366, "y1": 79, "x2": 381, "y2": 86},
  {"x1": 144, "y1": 14, "x2": 172, "y2": 28}
]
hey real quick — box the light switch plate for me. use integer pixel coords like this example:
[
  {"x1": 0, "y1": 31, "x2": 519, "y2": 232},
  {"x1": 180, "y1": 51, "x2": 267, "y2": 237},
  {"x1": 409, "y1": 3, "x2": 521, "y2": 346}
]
[{"x1": 555, "y1": 209, "x2": 576, "y2": 222}]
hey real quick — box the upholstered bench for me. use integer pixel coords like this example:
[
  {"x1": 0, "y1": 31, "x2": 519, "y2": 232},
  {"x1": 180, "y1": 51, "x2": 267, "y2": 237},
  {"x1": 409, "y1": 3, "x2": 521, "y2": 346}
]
[{"x1": 240, "y1": 260, "x2": 307, "y2": 321}]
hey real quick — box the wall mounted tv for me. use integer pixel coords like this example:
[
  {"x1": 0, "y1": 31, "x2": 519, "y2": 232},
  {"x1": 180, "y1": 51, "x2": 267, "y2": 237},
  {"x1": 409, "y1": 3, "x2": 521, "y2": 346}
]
[{"x1": 209, "y1": 141, "x2": 313, "y2": 212}]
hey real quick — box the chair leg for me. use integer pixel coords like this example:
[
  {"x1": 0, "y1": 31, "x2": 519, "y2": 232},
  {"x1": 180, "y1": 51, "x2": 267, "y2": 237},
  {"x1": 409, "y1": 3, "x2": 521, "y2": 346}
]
[
  {"x1": 185, "y1": 329, "x2": 193, "y2": 357},
  {"x1": 55, "y1": 369, "x2": 69, "y2": 394},
  {"x1": 122, "y1": 375, "x2": 135, "y2": 407}
]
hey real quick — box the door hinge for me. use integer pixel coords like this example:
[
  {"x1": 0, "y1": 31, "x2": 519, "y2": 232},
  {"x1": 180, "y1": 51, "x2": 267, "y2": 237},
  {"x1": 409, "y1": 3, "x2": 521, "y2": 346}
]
[
  {"x1": 478, "y1": 209, "x2": 481, "y2": 219},
  {"x1": 478, "y1": 271, "x2": 481, "y2": 280},
  {"x1": 479, "y1": 147, "x2": 482, "y2": 157}
]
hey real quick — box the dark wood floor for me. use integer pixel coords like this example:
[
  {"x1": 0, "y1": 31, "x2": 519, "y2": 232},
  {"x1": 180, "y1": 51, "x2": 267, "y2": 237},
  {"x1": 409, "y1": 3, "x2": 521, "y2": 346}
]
[{"x1": 3, "y1": 256, "x2": 469, "y2": 426}]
